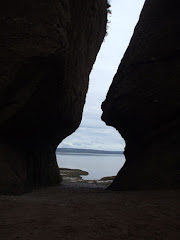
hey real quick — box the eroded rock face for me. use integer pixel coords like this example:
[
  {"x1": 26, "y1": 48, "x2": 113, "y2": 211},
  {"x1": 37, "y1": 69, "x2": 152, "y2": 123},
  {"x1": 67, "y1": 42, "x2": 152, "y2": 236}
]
[
  {"x1": 0, "y1": 0, "x2": 107, "y2": 194},
  {"x1": 102, "y1": 0, "x2": 180, "y2": 190}
]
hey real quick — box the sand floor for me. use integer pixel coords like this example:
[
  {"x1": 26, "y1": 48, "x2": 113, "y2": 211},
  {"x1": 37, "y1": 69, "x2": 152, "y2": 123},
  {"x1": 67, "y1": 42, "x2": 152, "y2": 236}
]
[{"x1": 0, "y1": 182, "x2": 180, "y2": 240}]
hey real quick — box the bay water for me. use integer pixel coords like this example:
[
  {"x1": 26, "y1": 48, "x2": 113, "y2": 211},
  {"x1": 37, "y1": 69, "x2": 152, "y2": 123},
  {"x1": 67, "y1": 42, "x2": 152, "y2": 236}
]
[{"x1": 56, "y1": 153, "x2": 125, "y2": 180}]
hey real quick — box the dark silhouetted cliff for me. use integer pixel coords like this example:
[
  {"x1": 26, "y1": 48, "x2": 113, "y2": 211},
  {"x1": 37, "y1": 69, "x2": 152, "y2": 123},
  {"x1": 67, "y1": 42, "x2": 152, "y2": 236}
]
[
  {"x1": 102, "y1": 0, "x2": 180, "y2": 190},
  {"x1": 0, "y1": 0, "x2": 107, "y2": 194}
]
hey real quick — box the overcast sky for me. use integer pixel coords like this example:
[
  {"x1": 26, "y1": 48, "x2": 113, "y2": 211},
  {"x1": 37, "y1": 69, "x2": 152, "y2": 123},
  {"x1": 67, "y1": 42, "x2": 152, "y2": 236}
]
[{"x1": 59, "y1": 0, "x2": 145, "y2": 151}]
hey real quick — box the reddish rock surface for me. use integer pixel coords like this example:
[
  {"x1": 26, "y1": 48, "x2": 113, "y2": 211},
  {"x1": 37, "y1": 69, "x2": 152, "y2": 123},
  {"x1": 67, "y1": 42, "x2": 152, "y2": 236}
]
[
  {"x1": 0, "y1": 0, "x2": 107, "y2": 194},
  {"x1": 102, "y1": 0, "x2": 180, "y2": 190}
]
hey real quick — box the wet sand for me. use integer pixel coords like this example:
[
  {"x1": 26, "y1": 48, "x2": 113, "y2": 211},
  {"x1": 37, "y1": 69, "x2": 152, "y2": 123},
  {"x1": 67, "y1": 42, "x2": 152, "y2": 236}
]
[{"x1": 0, "y1": 182, "x2": 180, "y2": 240}]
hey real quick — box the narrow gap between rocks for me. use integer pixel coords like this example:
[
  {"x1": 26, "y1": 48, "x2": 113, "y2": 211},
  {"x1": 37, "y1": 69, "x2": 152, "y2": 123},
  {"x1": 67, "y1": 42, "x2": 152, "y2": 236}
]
[{"x1": 57, "y1": 0, "x2": 145, "y2": 189}]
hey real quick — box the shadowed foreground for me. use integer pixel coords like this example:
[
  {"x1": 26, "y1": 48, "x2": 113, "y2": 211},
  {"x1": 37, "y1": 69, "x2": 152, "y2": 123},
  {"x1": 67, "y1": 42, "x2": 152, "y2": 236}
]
[{"x1": 0, "y1": 185, "x2": 180, "y2": 240}]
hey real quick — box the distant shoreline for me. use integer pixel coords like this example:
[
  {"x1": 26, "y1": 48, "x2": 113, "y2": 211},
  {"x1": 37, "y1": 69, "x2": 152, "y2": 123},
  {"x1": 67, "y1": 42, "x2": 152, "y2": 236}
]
[{"x1": 56, "y1": 147, "x2": 123, "y2": 155}]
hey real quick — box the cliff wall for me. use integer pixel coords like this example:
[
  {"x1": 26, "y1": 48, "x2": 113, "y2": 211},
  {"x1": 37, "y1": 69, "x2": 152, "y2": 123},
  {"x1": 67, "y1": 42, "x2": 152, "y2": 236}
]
[
  {"x1": 102, "y1": 0, "x2": 180, "y2": 190},
  {"x1": 0, "y1": 0, "x2": 107, "y2": 194}
]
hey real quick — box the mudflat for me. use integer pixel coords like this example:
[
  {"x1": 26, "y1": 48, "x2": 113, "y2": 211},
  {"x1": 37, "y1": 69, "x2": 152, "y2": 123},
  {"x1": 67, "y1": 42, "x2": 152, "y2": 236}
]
[{"x1": 0, "y1": 183, "x2": 180, "y2": 240}]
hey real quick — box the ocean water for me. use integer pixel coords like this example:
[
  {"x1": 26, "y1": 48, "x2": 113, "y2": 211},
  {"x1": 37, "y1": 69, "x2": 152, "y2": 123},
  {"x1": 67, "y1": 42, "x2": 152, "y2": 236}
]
[{"x1": 56, "y1": 153, "x2": 125, "y2": 180}]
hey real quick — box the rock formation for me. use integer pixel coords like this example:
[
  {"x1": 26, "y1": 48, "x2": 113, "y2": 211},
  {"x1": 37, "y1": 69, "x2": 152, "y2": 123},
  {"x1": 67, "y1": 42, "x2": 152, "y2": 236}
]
[
  {"x1": 0, "y1": 0, "x2": 107, "y2": 194},
  {"x1": 102, "y1": 0, "x2": 180, "y2": 190}
]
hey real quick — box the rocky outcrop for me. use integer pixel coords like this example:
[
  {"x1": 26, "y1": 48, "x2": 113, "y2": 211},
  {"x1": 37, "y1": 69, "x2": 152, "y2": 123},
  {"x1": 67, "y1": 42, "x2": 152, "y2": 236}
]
[
  {"x1": 0, "y1": 0, "x2": 107, "y2": 194},
  {"x1": 102, "y1": 0, "x2": 180, "y2": 190}
]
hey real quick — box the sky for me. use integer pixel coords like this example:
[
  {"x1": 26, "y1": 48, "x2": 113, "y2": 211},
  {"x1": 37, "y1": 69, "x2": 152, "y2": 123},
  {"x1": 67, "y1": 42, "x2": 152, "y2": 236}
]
[{"x1": 59, "y1": 0, "x2": 145, "y2": 151}]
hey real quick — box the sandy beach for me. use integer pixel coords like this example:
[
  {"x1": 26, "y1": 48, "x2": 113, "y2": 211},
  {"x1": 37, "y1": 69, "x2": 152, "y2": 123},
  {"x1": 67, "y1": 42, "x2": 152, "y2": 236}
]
[{"x1": 0, "y1": 181, "x2": 180, "y2": 240}]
